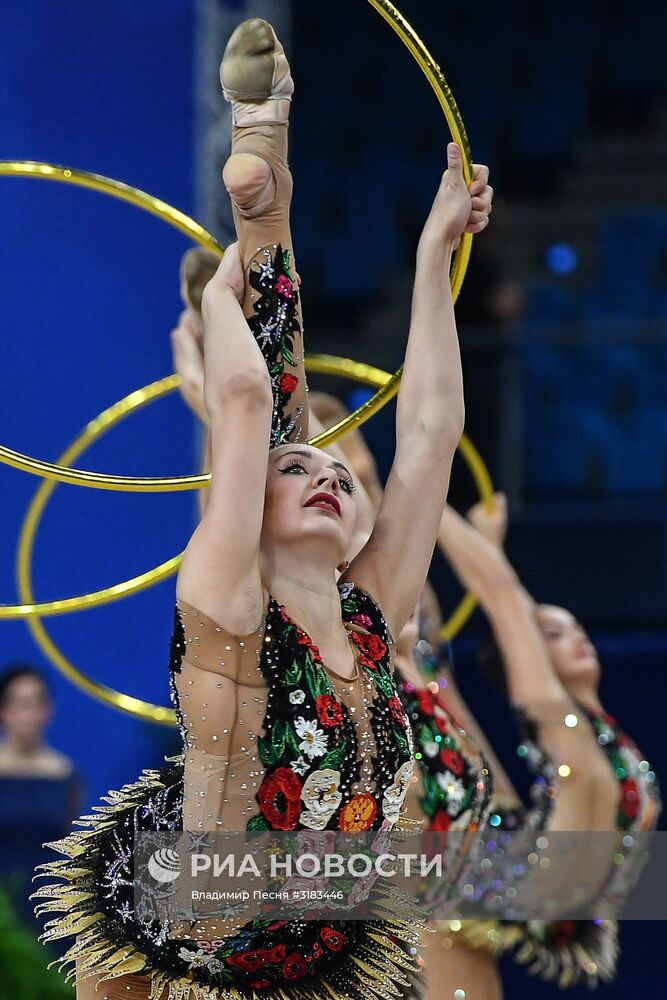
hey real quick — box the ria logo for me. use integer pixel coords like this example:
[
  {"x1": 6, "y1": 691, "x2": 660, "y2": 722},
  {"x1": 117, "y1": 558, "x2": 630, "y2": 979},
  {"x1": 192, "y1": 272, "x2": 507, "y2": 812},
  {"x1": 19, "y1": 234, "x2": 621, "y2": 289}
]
[{"x1": 147, "y1": 847, "x2": 181, "y2": 883}]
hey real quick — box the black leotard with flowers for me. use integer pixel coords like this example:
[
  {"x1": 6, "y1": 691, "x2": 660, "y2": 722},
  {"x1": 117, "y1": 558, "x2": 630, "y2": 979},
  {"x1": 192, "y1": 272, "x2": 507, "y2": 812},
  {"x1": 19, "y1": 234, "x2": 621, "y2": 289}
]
[{"x1": 33, "y1": 584, "x2": 421, "y2": 1000}]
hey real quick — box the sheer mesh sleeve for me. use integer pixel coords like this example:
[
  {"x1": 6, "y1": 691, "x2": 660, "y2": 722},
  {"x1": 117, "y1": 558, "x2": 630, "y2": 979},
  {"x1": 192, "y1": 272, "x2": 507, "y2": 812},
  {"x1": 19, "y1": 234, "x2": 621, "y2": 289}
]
[{"x1": 173, "y1": 600, "x2": 268, "y2": 834}]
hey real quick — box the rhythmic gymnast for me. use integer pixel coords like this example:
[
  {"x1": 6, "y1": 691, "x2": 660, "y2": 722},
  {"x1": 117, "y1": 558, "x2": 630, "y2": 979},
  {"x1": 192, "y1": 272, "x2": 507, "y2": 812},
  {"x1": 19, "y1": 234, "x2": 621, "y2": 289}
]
[{"x1": 36, "y1": 18, "x2": 492, "y2": 1000}]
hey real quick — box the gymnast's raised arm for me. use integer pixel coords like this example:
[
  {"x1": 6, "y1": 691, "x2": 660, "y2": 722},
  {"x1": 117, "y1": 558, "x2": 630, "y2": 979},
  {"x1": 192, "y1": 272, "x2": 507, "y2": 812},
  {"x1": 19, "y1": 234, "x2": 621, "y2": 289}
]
[
  {"x1": 176, "y1": 246, "x2": 272, "y2": 634},
  {"x1": 437, "y1": 500, "x2": 618, "y2": 831},
  {"x1": 344, "y1": 144, "x2": 492, "y2": 639}
]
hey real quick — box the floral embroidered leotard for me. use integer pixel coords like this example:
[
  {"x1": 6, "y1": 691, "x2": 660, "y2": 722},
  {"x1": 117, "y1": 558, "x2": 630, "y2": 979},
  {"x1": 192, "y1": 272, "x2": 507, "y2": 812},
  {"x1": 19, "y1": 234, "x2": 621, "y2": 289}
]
[
  {"x1": 33, "y1": 585, "x2": 425, "y2": 1000},
  {"x1": 443, "y1": 701, "x2": 661, "y2": 989}
]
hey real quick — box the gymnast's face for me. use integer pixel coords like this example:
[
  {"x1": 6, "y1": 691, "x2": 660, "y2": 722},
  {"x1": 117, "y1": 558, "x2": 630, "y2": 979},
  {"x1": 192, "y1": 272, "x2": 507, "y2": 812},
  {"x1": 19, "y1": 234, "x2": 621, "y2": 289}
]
[
  {"x1": 536, "y1": 605, "x2": 601, "y2": 687},
  {"x1": 262, "y1": 445, "x2": 357, "y2": 562}
]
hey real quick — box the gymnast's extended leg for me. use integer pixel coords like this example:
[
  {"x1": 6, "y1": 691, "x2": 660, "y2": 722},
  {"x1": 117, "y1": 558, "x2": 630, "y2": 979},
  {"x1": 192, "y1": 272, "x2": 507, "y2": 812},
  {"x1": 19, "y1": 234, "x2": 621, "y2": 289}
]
[{"x1": 221, "y1": 18, "x2": 308, "y2": 443}]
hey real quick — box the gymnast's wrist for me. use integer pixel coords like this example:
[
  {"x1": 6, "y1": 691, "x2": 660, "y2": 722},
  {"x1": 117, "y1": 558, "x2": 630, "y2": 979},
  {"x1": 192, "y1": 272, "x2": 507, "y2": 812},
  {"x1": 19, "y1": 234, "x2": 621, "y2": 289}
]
[{"x1": 416, "y1": 233, "x2": 455, "y2": 270}]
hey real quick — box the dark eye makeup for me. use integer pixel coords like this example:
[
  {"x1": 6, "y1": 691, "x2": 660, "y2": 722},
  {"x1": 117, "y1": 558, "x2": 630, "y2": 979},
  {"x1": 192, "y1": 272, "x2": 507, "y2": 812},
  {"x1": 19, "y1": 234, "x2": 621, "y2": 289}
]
[
  {"x1": 278, "y1": 460, "x2": 356, "y2": 494},
  {"x1": 280, "y1": 460, "x2": 308, "y2": 475}
]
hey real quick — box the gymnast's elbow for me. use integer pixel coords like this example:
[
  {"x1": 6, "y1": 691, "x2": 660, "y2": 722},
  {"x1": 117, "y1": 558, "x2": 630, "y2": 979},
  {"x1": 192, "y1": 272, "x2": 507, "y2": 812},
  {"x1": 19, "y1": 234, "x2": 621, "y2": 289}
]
[{"x1": 205, "y1": 369, "x2": 273, "y2": 421}]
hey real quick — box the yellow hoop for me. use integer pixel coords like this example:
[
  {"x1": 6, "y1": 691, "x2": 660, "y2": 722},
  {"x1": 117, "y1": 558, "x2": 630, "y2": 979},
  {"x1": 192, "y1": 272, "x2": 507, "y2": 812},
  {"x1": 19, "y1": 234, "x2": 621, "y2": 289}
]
[
  {"x1": 2, "y1": 359, "x2": 394, "y2": 621},
  {"x1": 0, "y1": 5, "x2": 473, "y2": 488},
  {"x1": 14, "y1": 361, "x2": 492, "y2": 723}
]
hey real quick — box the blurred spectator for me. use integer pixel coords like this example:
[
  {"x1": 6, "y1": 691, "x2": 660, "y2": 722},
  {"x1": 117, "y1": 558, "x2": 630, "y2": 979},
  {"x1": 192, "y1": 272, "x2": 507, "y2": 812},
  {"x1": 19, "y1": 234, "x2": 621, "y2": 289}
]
[{"x1": 0, "y1": 664, "x2": 83, "y2": 926}]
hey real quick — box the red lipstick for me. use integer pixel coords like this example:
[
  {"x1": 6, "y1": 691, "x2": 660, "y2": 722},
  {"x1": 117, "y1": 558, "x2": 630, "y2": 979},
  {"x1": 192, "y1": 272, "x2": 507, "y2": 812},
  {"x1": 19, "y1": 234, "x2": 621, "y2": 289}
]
[{"x1": 304, "y1": 492, "x2": 341, "y2": 517}]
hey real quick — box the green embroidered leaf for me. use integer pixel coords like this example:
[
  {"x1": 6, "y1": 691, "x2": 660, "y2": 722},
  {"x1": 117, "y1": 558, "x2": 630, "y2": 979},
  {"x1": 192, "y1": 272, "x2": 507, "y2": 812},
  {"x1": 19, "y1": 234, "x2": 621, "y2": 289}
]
[
  {"x1": 258, "y1": 736, "x2": 277, "y2": 766},
  {"x1": 421, "y1": 770, "x2": 440, "y2": 801},
  {"x1": 283, "y1": 660, "x2": 302, "y2": 686},
  {"x1": 305, "y1": 656, "x2": 319, "y2": 697},
  {"x1": 286, "y1": 725, "x2": 302, "y2": 756},
  {"x1": 272, "y1": 717, "x2": 286, "y2": 758},
  {"x1": 395, "y1": 731, "x2": 409, "y2": 757},
  {"x1": 281, "y1": 344, "x2": 295, "y2": 366},
  {"x1": 419, "y1": 794, "x2": 437, "y2": 820},
  {"x1": 319, "y1": 742, "x2": 347, "y2": 771},
  {"x1": 373, "y1": 673, "x2": 394, "y2": 698},
  {"x1": 342, "y1": 600, "x2": 357, "y2": 614},
  {"x1": 282, "y1": 249, "x2": 295, "y2": 279},
  {"x1": 211, "y1": 969, "x2": 234, "y2": 985},
  {"x1": 315, "y1": 667, "x2": 332, "y2": 697},
  {"x1": 247, "y1": 814, "x2": 269, "y2": 832},
  {"x1": 418, "y1": 725, "x2": 433, "y2": 746}
]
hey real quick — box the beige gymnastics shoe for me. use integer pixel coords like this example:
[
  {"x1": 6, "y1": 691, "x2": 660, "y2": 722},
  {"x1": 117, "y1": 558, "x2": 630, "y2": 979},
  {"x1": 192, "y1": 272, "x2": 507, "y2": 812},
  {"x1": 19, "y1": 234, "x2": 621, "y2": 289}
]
[
  {"x1": 180, "y1": 247, "x2": 221, "y2": 313},
  {"x1": 220, "y1": 18, "x2": 294, "y2": 127}
]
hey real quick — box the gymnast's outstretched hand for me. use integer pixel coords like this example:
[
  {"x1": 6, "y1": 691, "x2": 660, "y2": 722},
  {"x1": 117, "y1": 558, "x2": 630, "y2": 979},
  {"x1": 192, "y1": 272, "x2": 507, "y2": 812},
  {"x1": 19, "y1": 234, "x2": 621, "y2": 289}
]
[
  {"x1": 420, "y1": 143, "x2": 493, "y2": 252},
  {"x1": 467, "y1": 492, "x2": 508, "y2": 550}
]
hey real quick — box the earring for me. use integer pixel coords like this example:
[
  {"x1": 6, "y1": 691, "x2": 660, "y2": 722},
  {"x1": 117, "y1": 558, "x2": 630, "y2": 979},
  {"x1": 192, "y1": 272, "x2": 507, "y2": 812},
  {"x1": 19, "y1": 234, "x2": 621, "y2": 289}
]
[{"x1": 337, "y1": 560, "x2": 350, "y2": 574}]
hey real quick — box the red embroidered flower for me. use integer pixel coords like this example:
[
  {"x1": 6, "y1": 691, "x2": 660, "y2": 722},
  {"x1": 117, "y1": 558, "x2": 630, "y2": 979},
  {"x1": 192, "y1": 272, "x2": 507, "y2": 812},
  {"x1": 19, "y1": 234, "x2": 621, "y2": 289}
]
[
  {"x1": 550, "y1": 921, "x2": 579, "y2": 948},
  {"x1": 249, "y1": 979, "x2": 272, "y2": 991},
  {"x1": 267, "y1": 920, "x2": 289, "y2": 932},
  {"x1": 429, "y1": 810, "x2": 452, "y2": 833},
  {"x1": 283, "y1": 953, "x2": 309, "y2": 980},
  {"x1": 312, "y1": 942, "x2": 323, "y2": 959},
  {"x1": 350, "y1": 631, "x2": 386, "y2": 668},
  {"x1": 363, "y1": 634, "x2": 387, "y2": 661},
  {"x1": 265, "y1": 944, "x2": 287, "y2": 964},
  {"x1": 350, "y1": 613, "x2": 373, "y2": 630},
  {"x1": 416, "y1": 689, "x2": 437, "y2": 716},
  {"x1": 316, "y1": 694, "x2": 344, "y2": 728},
  {"x1": 279, "y1": 372, "x2": 299, "y2": 394},
  {"x1": 275, "y1": 275, "x2": 294, "y2": 299},
  {"x1": 440, "y1": 748, "x2": 465, "y2": 777},
  {"x1": 388, "y1": 695, "x2": 406, "y2": 728},
  {"x1": 225, "y1": 949, "x2": 271, "y2": 973},
  {"x1": 296, "y1": 628, "x2": 323, "y2": 664},
  {"x1": 320, "y1": 926, "x2": 346, "y2": 952},
  {"x1": 619, "y1": 777, "x2": 641, "y2": 822},
  {"x1": 257, "y1": 768, "x2": 303, "y2": 830}
]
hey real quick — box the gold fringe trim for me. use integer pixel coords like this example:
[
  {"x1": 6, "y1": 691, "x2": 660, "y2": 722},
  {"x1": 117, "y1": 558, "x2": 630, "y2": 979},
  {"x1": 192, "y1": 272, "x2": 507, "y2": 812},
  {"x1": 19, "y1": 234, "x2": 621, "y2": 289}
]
[
  {"x1": 32, "y1": 763, "x2": 424, "y2": 999},
  {"x1": 434, "y1": 919, "x2": 523, "y2": 957},
  {"x1": 511, "y1": 920, "x2": 619, "y2": 989},
  {"x1": 435, "y1": 918, "x2": 618, "y2": 988}
]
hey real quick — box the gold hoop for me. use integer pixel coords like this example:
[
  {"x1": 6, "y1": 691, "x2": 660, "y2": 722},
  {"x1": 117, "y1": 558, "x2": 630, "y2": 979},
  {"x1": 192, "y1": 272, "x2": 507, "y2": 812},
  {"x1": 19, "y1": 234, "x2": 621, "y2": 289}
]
[
  {"x1": 0, "y1": 8, "x2": 473, "y2": 488},
  {"x1": 14, "y1": 360, "x2": 492, "y2": 723},
  {"x1": 3, "y1": 359, "x2": 393, "y2": 621}
]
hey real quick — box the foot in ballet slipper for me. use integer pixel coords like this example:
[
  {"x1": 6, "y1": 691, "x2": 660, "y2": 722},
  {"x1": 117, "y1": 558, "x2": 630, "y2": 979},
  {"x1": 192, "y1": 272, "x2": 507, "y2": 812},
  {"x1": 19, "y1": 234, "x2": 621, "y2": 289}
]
[
  {"x1": 220, "y1": 18, "x2": 294, "y2": 126},
  {"x1": 180, "y1": 247, "x2": 221, "y2": 314}
]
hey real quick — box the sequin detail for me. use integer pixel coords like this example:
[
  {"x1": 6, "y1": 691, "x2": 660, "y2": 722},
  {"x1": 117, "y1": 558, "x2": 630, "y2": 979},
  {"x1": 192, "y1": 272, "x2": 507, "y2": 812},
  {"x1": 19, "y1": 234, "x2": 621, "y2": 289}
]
[
  {"x1": 32, "y1": 585, "x2": 420, "y2": 999},
  {"x1": 247, "y1": 243, "x2": 303, "y2": 447},
  {"x1": 454, "y1": 705, "x2": 660, "y2": 988}
]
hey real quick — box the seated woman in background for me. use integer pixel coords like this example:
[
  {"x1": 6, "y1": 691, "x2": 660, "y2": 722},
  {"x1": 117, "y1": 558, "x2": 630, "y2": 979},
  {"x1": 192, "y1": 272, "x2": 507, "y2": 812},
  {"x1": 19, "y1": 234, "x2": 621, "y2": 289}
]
[{"x1": 0, "y1": 664, "x2": 82, "y2": 924}]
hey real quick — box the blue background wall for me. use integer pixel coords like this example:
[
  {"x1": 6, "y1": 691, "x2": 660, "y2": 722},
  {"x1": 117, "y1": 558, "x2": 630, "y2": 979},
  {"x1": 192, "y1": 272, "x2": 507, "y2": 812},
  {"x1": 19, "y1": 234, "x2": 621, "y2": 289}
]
[{"x1": 0, "y1": 0, "x2": 197, "y2": 810}]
